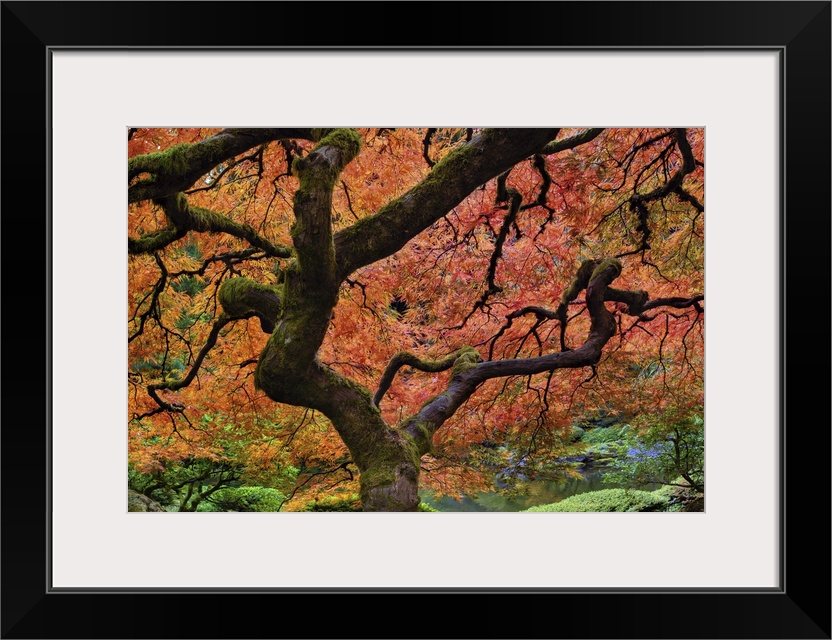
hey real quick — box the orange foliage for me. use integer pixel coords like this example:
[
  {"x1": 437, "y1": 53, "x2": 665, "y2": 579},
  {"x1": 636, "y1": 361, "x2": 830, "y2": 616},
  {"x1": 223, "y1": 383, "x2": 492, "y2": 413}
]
[{"x1": 128, "y1": 127, "x2": 703, "y2": 506}]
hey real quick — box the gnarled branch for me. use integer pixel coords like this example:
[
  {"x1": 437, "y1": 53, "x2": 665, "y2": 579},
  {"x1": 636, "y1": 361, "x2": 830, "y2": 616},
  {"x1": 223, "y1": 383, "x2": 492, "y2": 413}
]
[
  {"x1": 618, "y1": 128, "x2": 699, "y2": 258},
  {"x1": 541, "y1": 128, "x2": 604, "y2": 155},
  {"x1": 129, "y1": 128, "x2": 314, "y2": 203},
  {"x1": 129, "y1": 193, "x2": 293, "y2": 257},
  {"x1": 333, "y1": 128, "x2": 560, "y2": 278},
  {"x1": 218, "y1": 277, "x2": 282, "y2": 333},
  {"x1": 402, "y1": 259, "x2": 623, "y2": 452},
  {"x1": 255, "y1": 129, "x2": 364, "y2": 400},
  {"x1": 401, "y1": 259, "x2": 703, "y2": 455},
  {"x1": 373, "y1": 347, "x2": 481, "y2": 408}
]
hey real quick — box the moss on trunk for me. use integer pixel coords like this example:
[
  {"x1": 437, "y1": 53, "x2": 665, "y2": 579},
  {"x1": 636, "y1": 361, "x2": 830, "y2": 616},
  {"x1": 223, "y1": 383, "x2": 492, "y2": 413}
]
[
  {"x1": 218, "y1": 277, "x2": 282, "y2": 333},
  {"x1": 357, "y1": 431, "x2": 422, "y2": 512}
]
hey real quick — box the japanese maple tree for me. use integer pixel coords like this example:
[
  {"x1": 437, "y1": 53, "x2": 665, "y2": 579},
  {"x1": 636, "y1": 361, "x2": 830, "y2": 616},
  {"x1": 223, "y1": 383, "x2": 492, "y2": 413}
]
[{"x1": 128, "y1": 127, "x2": 704, "y2": 511}]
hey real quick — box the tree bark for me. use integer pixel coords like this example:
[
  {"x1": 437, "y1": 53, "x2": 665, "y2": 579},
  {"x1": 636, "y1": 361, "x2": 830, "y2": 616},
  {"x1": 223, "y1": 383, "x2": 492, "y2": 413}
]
[{"x1": 130, "y1": 128, "x2": 702, "y2": 511}]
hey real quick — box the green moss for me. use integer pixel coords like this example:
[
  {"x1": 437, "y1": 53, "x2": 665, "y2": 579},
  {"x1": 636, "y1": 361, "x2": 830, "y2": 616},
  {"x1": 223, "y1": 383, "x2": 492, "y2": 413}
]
[
  {"x1": 357, "y1": 432, "x2": 423, "y2": 510},
  {"x1": 128, "y1": 225, "x2": 184, "y2": 254},
  {"x1": 450, "y1": 346, "x2": 482, "y2": 378},
  {"x1": 522, "y1": 488, "x2": 668, "y2": 513},
  {"x1": 266, "y1": 317, "x2": 300, "y2": 352},
  {"x1": 150, "y1": 192, "x2": 191, "y2": 227},
  {"x1": 199, "y1": 486, "x2": 287, "y2": 512},
  {"x1": 334, "y1": 369, "x2": 374, "y2": 404},
  {"x1": 144, "y1": 143, "x2": 192, "y2": 176},
  {"x1": 317, "y1": 128, "x2": 362, "y2": 163},
  {"x1": 290, "y1": 155, "x2": 306, "y2": 177},
  {"x1": 218, "y1": 277, "x2": 280, "y2": 316},
  {"x1": 416, "y1": 423, "x2": 432, "y2": 442},
  {"x1": 304, "y1": 493, "x2": 362, "y2": 512},
  {"x1": 561, "y1": 280, "x2": 581, "y2": 303},
  {"x1": 590, "y1": 258, "x2": 622, "y2": 282},
  {"x1": 188, "y1": 206, "x2": 232, "y2": 232},
  {"x1": 561, "y1": 259, "x2": 597, "y2": 303},
  {"x1": 404, "y1": 420, "x2": 434, "y2": 455},
  {"x1": 418, "y1": 392, "x2": 451, "y2": 411},
  {"x1": 173, "y1": 192, "x2": 188, "y2": 214},
  {"x1": 400, "y1": 432, "x2": 423, "y2": 468},
  {"x1": 569, "y1": 425, "x2": 586, "y2": 442},
  {"x1": 293, "y1": 129, "x2": 362, "y2": 198},
  {"x1": 421, "y1": 143, "x2": 472, "y2": 188},
  {"x1": 311, "y1": 128, "x2": 336, "y2": 142}
]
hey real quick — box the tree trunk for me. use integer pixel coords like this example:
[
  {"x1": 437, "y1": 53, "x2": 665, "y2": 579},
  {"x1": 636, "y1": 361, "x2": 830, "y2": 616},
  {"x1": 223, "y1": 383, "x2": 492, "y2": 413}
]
[
  {"x1": 357, "y1": 431, "x2": 422, "y2": 512},
  {"x1": 256, "y1": 360, "x2": 426, "y2": 511}
]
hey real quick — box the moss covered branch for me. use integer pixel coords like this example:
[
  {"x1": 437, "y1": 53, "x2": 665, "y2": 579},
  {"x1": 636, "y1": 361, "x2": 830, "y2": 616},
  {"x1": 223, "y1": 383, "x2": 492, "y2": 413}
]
[
  {"x1": 304, "y1": 364, "x2": 423, "y2": 512},
  {"x1": 555, "y1": 259, "x2": 598, "y2": 351},
  {"x1": 255, "y1": 356, "x2": 422, "y2": 511},
  {"x1": 605, "y1": 288, "x2": 704, "y2": 317},
  {"x1": 255, "y1": 130, "x2": 365, "y2": 399},
  {"x1": 541, "y1": 128, "x2": 605, "y2": 155},
  {"x1": 128, "y1": 128, "x2": 314, "y2": 203},
  {"x1": 218, "y1": 277, "x2": 282, "y2": 333},
  {"x1": 131, "y1": 192, "x2": 293, "y2": 257},
  {"x1": 291, "y1": 129, "x2": 362, "y2": 282},
  {"x1": 128, "y1": 225, "x2": 187, "y2": 255},
  {"x1": 333, "y1": 128, "x2": 560, "y2": 278},
  {"x1": 401, "y1": 259, "x2": 625, "y2": 448},
  {"x1": 373, "y1": 346, "x2": 482, "y2": 408}
]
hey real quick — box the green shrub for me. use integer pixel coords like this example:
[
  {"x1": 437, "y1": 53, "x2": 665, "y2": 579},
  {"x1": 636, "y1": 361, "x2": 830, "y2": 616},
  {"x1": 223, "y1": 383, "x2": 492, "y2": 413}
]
[
  {"x1": 304, "y1": 493, "x2": 362, "y2": 512},
  {"x1": 569, "y1": 426, "x2": 586, "y2": 442},
  {"x1": 603, "y1": 412, "x2": 704, "y2": 492},
  {"x1": 652, "y1": 483, "x2": 679, "y2": 499},
  {"x1": 199, "y1": 486, "x2": 286, "y2": 512},
  {"x1": 522, "y1": 488, "x2": 669, "y2": 512},
  {"x1": 301, "y1": 496, "x2": 439, "y2": 512}
]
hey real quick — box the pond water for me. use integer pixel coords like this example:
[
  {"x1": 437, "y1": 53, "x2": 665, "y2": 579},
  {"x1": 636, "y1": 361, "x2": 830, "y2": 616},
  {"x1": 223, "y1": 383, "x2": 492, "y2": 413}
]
[{"x1": 420, "y1": 467, "x2": 661, "y2": 512}]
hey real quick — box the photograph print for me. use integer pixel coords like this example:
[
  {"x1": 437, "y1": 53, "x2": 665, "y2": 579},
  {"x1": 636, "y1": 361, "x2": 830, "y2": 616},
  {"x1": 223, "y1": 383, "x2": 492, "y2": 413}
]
[{"x1": 127, "y1": 127, "x2": 704, "y2": 513}]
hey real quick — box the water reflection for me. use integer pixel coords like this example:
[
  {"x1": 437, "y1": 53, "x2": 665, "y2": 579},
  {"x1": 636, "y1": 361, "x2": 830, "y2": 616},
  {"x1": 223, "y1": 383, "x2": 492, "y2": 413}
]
[{"x1": 421, "y1": 468, "x2": 661, "y2": 512}]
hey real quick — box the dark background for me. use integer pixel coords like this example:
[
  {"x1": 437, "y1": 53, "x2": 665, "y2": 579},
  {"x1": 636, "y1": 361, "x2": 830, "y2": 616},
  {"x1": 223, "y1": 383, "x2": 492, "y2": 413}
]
[{"x1": 2, "y1": 2, "x2": 829, "y2": 638}]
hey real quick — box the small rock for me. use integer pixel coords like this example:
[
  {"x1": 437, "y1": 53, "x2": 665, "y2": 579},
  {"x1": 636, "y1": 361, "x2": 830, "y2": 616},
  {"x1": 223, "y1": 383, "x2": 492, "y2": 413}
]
[{"x1": 128, "y1": 489, "x2": 165, "y2": 512}]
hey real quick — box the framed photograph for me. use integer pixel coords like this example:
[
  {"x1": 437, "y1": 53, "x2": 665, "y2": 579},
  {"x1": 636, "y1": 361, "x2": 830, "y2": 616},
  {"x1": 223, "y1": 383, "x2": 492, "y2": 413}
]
[{"x1": 2, "y1": 2, "x2": 829, "y2": 638}]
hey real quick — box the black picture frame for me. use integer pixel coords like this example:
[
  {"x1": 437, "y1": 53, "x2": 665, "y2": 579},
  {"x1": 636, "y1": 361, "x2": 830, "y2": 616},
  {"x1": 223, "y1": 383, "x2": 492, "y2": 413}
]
[{"x1": 2, "y1": 2, "x2": 829, "y2": 638}]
